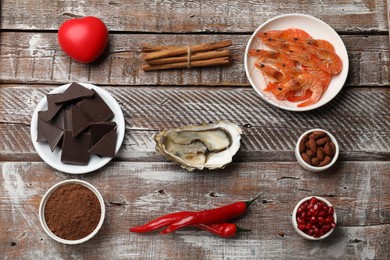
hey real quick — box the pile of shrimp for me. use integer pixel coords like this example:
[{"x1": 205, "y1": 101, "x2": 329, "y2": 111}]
[{"x1": 249, "y1": 28, "x2": 343, "y2": 107}]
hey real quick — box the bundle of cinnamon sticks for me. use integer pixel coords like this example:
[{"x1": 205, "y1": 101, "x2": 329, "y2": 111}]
[{"x1": 142, "y1": 40, "x2": 232, "y2": 71}]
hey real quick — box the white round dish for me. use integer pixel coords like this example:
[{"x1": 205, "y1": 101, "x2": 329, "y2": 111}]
[
  {"x1": 39, "y1": 179, "x2": 106, "y2": 245},
  {"x1": 244, "y1": 14, "x2": 349, "y2": 111},
  {"x1": 30, "y1": 83, "x2": 125, "y2": 174},
  {"x1": 295, "y1": 128, "x2": 339, "y2": 172},
  {"x1": 292, "y1": 196, "x2": 337, "y2": 240}
]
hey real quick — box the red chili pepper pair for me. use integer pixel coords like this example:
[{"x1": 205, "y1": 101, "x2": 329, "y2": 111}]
[{"x1": 130, "y1": 195, "x2": 260, "y2": 238}]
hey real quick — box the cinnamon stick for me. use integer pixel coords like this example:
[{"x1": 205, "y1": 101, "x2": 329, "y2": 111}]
[
  {"x1": 142, "y1": 44, "x2": 181, "y2": 52},
  {"x1": 143, "y1": 57, "x2": 231, "y2": 71},
  {"x1": 143, "y1": 40, "x2": 232, "y2": 61},
  {"x1": 146, "y1": 50, "x2": 231, "y2": 66}
]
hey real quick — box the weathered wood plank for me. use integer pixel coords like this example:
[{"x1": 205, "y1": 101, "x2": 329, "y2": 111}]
[
  {"x1": 1, "y1": 162, "x2": 389, "y2": 259},
  {"x1": 1, "y1": 0, "x2": 388, "y2": 33},
  {"x1": 1, "y1": 32, "x2": 389, "y2": 86},
  {"x1": 0, "y1": 86, "x2": 389, "y2": 162}
]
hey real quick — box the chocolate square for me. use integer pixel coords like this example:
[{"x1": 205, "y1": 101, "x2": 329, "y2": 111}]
[
  {"x1": 89, "y1": 127, "x2": 117, "y2": 157},
  {"x1": 55, "y1": 83, "x2": 95, "y2": 104},
  {"x1": 77, "y1": 90, "x2": 114, "y2": 122},
  {"x1": 39, "y1": 120, "x2": 63, "y2": 151},
  {"x1": 61, "y1": 130, "x2": 91, "y2": 165},
  {"x1": 90, "y1": 122, "x2": 117, "y2": 147},
  {"x1": 39, "y1": 94, "x2": 63, "y2": 122},
  {"x1": 70, "y1": 105, "x2": 90, "y2": 137}
]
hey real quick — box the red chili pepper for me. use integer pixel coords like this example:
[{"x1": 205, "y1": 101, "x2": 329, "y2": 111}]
[
  {"x1": 196, "y1": 223, "x2": 251, "y2": 238},
  {"x1": 130, "y1": 211, "x2": 194, "y2": 233},
  {"x1": 160, "y1": 195, "x2": 260, "y2": 234}
]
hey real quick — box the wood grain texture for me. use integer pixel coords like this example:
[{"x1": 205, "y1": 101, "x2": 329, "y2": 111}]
[
  {"x1": 1, "y1": 0, "x2": 388, "y2": 33},
  {"x1": 0, "y1": 162, "x2": 389, "y2": 259},
  {"x1": 1, "y1": 85, "x2": 389, "y2": 162},
  {"x1": 1, "y1": 32, "x2": 389, "y2": 86}
]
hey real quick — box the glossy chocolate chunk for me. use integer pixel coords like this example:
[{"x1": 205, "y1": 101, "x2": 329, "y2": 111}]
[
  {"x1": 64, "y1": 108, "x2": 72, "y2": 130},
  {"x1": 89, "y1": 127, "x2": 117, "y2": 157},
  {"x1": 51, "y1": 108, "x2": 66, "y2": 130},
  {"x1": 39, "y1": 94, "x2": 63, "y2": 122},
  {"x1": 90, "y1": 122, "x2": 117, "y2": 146},
  {"x1": 55, "y1": 83, "x2": 95, "y2": 104},
  {"x1": 37, "y1": 111, "x2": 48, "y2": 142},
  {"x1": 39, "y1": 120, "x2": 63, "y2": 151},
  {"x1": 70, "y1": 105, "x2": 90, "y2": 137},
  {"x1": 77, "y1": 90, "x2": 114, "y2": 122},
  {"x1": 61, "y1": 130, "x2": 91, "y2": 165}
]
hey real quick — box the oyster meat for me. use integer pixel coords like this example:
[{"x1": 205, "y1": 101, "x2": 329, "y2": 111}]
[{"x1": 154, "y1": 120, "x2": 242, "y2": 171}]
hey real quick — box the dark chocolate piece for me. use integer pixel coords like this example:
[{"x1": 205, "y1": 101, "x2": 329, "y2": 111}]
[
  {"x1": 77, "y1": 90, "x2": 114, "y2": 122},
  {"x1": 90, "y1": 122, "x2": 117, "y2": 146},
  {"x1": 37, "y1": 118, "x2": 47, "y2": 142},
  {"x1": 61, "y1": 130, "x2": 91, "y2": 165},
  {"x1": 71, "y1": 105, "x2": 90, "y2": 137},
  {"x1": 50, "y1": 108, "x2": 66, "y2": 130},
  {"x1": 40, "y1": 94, "x2": 63, "y2": 122},
  {"x1": 54, "y1": 83, "x2": 95, "y2": 104},
  {"x1": 39, "y1": 120, "x2": 63, "y2": 151},
  {"x1": 64, "y1": 108, "x2": 73, "y2": 131},
  {"x1": 89, "y1": 127, "x2": 117, "y2": 157}
]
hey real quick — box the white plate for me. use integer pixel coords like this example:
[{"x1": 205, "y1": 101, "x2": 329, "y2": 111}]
[
  {"x1": 244, "y1": 14, "x2": 349, "y2": 111},
  {"x1": 31, "y1": 83, "x2": 125, "y2": 174}
]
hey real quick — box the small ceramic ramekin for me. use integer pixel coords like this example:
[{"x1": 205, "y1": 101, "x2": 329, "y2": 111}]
[
  {"x1": 39, "y1": 179, "x2": 105, "y2": 244},
  {"x1": 292, "y1": 196, "x2": 337, "y2": 240},
  {"x1": 295, "y1": 128, "x2": 339, "y2": 172}
]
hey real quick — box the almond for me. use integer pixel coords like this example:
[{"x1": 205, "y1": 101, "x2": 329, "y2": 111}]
[
  {"x1": 301, "y1": 153, "x2": 311, "y2": 165},
  {"x1": 311, "y1": 157, "x2": 320, "y2": 166},
  {"x1": 306, "y1": 149, "x2": 316, "y2": 158},
  {"x1": 316, "y1": 137, "x2": 330, "y2": 146},
  {"x1": 319, "y1": 155, "x2": 332, "y2": 166},
  {"x1": 308, "y1": 137, "x2": 317, "y2": 152},
  {"x1": 323, "y1": 141, "x2": 332, "y2": 156},
  {"x1": 317, "y1": 147, "x2": 324, "y2": 161},
  {"x1": 299, "y1": 139, "x2": 306, "y2": 153},
  {"x1": 329, "y1": 142, "x2": 336, "y2": 156}
]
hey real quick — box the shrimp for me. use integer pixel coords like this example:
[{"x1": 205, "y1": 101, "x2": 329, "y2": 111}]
[
  {"x1": 296, "y1": 74, "x2": 324, "y2": 107},
  {"x1": 249, "y1": 49, "x2": 297, "y2": 70},
  {"x1": 291, "y1": 38, "x2": 335, "y2": 52},
  {"x1": 257, "y1": 28, "x2": 312, "y2": 41}
]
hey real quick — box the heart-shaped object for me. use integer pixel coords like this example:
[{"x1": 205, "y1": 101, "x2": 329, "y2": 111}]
[{"x1": 58, "y1": 16, "x2": 109, "y2": 63}]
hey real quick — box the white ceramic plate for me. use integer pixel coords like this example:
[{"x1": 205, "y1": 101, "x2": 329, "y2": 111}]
[
  {"x1": 31, "y1": 83, "x2": 125, "y2": 174},
  {"x1": 244, "y1": 14, "x2": 349, "y2": 111}
]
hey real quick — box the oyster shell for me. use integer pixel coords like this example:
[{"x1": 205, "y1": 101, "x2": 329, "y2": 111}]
[{"x1": 154, "y1": 120, "x2": 242, "y2": 171}]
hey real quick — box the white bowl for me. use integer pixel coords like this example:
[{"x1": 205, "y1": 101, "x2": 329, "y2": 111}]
[
  {"x1": 292, "y1": 196, "x2": 337, "y2": 240},
  {"x1": 295, "y1": 128, "x2": 339, "y2": 172},
  {"x1": 30, "y1": 83, "x2": 125, "y2": 174},
  {"x1": 39, "y1": 179, "x2": 106, "y2": 244},
  {"x1": 244, "y1": 13, "x2": 349, "y2": 111}
]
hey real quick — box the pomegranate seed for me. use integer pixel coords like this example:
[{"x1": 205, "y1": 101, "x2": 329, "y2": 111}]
[
  {"x1": 313, "y1": 204, "x2": 319, "y2": 211},
  {"x1": 309, "y1": 208, "x2": 316, "y2": 216},
  {"x1": 310, "y1": 197, "x2": 317, "y2": 205},
  {"x1": 307, "y1": 229, "x2": 314, "y2": 236},
  {"x1": 297, "y1": 218, "x2": 305, "y2": 225},
  {"x1": 305, "y1": 223, "x2": 312, "y2": 230},
  {"x1": 325, "y1": 217, "x2": 334, "y2": 224},
  {"x1": 310, "y1": 216, "x2": 317, "y2": 224},
  {"x1": 318, "y1": 217, "x2": 325, "y2": 224},
  {"x1": 298, "y1": 224, "x2": 306, "y2": 231},
  {"x1": 318, "y1": 211, "x2": 326, "y2": 217},
  {"x1": 322, "y1": 224, "x2": 331, "y2": 232},
  {"x1": 328, "y1": 206, "x2": 334, "y2": 215},
  {"x1": 323, "y1": 206, "x2": 329, "y2": 212},
  {"x1": 331, "y1": 222, "x2": 336, "y2": 228}
]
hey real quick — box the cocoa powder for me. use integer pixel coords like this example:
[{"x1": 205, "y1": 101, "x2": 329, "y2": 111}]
[{"x1": 44, "y1": 183, "x2": 101, "y2": 240}]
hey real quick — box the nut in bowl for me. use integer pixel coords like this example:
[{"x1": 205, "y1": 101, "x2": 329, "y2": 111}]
[
  {"x1": 39, "y1": 179, "x2": 105, "y2": 245},
  {"x1": 292, "y1": 196, "x2": 337, "y2": 240},
  {"x1": 295, "y1": 129, "x2": 339, "y2": 172}
]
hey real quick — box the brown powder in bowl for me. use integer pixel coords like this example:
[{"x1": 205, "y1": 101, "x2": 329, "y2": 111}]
[{"x1": 44, "y1": 183, "x2": 101, "y2": 240}]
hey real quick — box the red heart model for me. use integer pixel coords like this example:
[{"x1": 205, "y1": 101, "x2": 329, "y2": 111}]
[{"x1": 58, "y1": 16, "x2": 109, "y2": 63}]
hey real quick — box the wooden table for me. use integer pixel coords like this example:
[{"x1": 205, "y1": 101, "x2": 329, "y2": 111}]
[{"x1": 1, "y1": 1, "x2": 389, "y2": 259}]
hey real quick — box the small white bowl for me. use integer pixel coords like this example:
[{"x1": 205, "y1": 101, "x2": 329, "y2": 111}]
[
  {"x1": 295, "y1": 128, "x2": 339, "y2": 172},
  {"x1": 292, "y1": 196, "x2": 337, "y2": 240},
  {"x1": 39, "y1": 179, "x2": 105, "y2": 244}
]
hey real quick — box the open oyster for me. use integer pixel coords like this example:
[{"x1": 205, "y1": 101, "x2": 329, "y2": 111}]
[{"x1": 154, "y1": 120, "x2": 242, "y2": 171}]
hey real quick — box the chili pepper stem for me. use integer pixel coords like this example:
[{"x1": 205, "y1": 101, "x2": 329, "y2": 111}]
[
  {"x1": 236, "y1": 226, "x2": 252, "y2": 233},
  {"x1": 245, "y1": 194, "x2": 261, "y2": 208}
]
